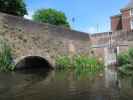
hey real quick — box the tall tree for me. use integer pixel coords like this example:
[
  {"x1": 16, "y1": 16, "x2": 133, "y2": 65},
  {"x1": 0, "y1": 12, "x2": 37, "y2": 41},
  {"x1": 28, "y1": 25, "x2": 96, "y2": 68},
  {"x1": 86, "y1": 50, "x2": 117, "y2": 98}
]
[
  {"x1": 33, "y1": 8, "x2": 70, "y2": 28},
  {"x1": 0, "y1": 0, "x2": 27, "y2": 16}
]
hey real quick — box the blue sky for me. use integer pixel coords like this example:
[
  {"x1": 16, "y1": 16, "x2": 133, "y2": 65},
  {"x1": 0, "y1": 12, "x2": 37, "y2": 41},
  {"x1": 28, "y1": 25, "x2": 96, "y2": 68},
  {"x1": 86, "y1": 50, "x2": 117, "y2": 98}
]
[{"x1": 24, "y1": 0, "x2": 129, "y2": 33}]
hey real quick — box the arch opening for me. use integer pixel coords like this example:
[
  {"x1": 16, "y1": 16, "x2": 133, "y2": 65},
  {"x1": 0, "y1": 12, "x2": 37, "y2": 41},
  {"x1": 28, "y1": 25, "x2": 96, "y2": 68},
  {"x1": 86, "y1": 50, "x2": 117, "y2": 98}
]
[{"x1": 15, "y1": 56, "x2": 53, "y2": 70}]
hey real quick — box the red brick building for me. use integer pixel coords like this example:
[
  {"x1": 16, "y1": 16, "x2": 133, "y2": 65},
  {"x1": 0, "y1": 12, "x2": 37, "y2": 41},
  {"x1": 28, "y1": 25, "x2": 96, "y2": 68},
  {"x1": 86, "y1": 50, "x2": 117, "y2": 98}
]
[{"x1": 111, "y1": 0, "x2": 133, "y2": 31}]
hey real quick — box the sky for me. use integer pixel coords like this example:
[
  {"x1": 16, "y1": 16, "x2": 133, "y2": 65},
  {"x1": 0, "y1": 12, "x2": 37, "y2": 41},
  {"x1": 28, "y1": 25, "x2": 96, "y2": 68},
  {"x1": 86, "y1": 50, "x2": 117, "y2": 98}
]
[{"x1": 24, "y1": 0, "x2": 129, "y2": 34}]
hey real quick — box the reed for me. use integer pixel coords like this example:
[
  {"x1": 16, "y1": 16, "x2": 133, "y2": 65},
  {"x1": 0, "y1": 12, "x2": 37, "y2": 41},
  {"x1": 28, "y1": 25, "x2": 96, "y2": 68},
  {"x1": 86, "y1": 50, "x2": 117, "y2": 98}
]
[
  {"x1": 55, "y1": 54, "x2": 104, "y2": 75},
  {"x1": 0, "y1": 38, "x2": 14, "y2": 71}
]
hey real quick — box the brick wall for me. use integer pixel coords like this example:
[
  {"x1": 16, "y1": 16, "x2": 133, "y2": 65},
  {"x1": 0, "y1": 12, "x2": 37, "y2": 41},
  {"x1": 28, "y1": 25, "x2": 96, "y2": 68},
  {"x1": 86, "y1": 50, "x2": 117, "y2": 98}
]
[
  {"x1": 111, "y1": 9, "x2": 132, "y2": 31},
  {"x1": 111, "y1": 15, "x2": 122, "y2": 31},
  {"x1": 121, "y1": 9, "x2": 131, "y2": 31},
  {"x1": 90, "y1": 30, "x2": 133, "y2": 59}
]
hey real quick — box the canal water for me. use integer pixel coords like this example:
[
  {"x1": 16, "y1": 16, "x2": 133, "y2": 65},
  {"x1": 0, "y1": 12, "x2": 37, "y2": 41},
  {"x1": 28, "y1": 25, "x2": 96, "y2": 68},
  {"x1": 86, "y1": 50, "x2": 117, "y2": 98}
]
[{"x1": 0, "y1": 67, "x2": 133, "y2": 100}]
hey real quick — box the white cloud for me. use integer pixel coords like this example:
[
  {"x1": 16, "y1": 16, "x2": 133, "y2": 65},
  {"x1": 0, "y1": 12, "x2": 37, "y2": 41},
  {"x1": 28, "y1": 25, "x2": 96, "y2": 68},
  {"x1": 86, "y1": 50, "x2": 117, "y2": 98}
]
[
  {"x1": 86, "y1": 27, "x2": 97, "y2": 33},
  {"x1": 81, "y1": 26, "x2": 97, "y2": 34},
  {"x1": 24, "y1": 15, "x2": 32, "y2": 20},
  {"x1": 24, "y1": 11, "x2": 33, "y2": 20}
]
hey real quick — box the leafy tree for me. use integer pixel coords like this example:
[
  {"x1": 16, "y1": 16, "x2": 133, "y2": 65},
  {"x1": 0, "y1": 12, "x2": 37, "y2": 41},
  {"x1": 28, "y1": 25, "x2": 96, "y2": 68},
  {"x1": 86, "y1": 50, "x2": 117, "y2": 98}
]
[
  {"x1": 0, "y1": 0, "x2": 27, "y2": 16},
  {"x1": 33, "y1": 8, "x2": 70, "y2": 28}
]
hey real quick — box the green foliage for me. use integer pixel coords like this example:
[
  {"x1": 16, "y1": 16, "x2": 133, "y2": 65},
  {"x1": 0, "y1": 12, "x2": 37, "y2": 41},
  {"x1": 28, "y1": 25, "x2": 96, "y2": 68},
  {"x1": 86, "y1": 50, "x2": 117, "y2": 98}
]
[
  {"x1": 73, "y1": 55, "x2": 104, "y2": 79},
  {"x1": 33, "y1": 8, "x2": 70, "y2": 28},
  {"x1": 117, "y1": 52, "x2": 129, "y2": 66},
  {"x1": 118, "y1": 48, "x2": 133, "y2": 76},
  {"x1": 55, "y1": 54, "x2": 104, "y2": 76},
  {"x1": 0, "y1": 39, "x2": 14, "y2": 71},
  {"x1": 55, "y1": 55, "x2": 71, "y2": 70},
  {"x1": 129, "y1": 48, "x2": 133, "y2": 58},
  {"x1": 0, "y1": 0, "x2": 27, "y2": 16}
]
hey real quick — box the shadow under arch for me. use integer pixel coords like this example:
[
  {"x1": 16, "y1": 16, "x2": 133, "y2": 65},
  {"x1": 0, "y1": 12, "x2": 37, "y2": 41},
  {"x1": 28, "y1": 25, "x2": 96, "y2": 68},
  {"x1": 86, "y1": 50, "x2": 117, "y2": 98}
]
[{"x1": 15, "y1": 56, "x2": 53, "y2": 70}]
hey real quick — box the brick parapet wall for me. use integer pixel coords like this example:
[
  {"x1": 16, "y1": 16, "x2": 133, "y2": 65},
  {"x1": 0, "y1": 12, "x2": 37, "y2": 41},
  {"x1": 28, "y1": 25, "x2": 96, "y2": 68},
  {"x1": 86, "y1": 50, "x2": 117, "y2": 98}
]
[{"x1": 91, "y1": 30, "x2": 133, "y2": 46}]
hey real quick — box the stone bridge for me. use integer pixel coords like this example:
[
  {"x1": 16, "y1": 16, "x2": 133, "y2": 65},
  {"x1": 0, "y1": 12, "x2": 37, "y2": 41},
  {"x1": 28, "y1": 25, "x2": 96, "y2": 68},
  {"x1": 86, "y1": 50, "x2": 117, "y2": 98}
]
[
  {"x1": 0, "y1": 12, "x2": 90, "y2": 69},
  {"x1": 1, "y1": 12, "x2": 133, "y2": 68}
]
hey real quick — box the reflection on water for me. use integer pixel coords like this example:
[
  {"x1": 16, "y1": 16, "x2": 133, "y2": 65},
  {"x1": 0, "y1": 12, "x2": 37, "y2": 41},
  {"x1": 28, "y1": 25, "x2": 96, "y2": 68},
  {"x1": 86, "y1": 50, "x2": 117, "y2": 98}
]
[
  {"x1": 0, "y1": 67, "x2": 133, "y2": 100},
  {"x1": 104, "y1": 67, "x2": 118, "y2": 88}
]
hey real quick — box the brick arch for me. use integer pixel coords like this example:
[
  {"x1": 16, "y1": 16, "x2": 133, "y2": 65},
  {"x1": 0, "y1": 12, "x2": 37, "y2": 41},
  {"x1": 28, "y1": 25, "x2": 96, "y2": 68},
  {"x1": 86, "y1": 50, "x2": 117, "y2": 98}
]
[{"x1": 15, "y1": 56, "x2": 54, "y2": 70}]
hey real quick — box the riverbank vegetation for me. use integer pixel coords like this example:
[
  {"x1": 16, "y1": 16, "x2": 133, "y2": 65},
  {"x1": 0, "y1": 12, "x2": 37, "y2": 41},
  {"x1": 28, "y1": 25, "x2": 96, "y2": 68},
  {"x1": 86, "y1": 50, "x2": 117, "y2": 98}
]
[
  {"x1": 0, "y1": 39, "x2": 14, "y2": 71},
  {"x1": 117, "y1": 48, "x2": 133, "y2": 76},
  {"x1": 55, "y1": 55, "x2": 104, "y2": 77}
]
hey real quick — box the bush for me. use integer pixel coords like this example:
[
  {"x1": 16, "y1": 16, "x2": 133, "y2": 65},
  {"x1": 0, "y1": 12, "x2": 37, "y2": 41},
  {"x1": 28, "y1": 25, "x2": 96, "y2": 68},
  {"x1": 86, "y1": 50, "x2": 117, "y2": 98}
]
[
  {"x1": 118, "y1": 48, "x2": 133, "y2": 76},
  {"x1": 129, "y1": 48, "x2": 133, "y2": 58},
  {"x1": 0, "y1": 38, "x2": 14, "y2": 71},
  {"x1": 117, "y1": 52, "x2": 129, "y2": 66}
]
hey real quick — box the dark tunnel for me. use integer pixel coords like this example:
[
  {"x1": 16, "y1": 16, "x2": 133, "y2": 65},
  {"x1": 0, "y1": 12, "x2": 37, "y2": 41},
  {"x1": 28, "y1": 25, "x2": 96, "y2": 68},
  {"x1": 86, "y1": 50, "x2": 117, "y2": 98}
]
[{"x1": 15, "y1": 56, "x2": 53, "y2": 70}]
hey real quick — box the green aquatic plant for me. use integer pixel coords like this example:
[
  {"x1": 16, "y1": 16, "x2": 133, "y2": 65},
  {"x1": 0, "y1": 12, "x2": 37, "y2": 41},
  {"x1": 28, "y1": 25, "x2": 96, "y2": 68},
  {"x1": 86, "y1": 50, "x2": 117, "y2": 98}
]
[
  {"x1": 0, "y1": 38, "x2": 14, "y2": 71},
  {"x1": 55, "y1": 54, "x2": 104, "y2": 78},
  {"x1": 55, "y1": 55, "x2": 71, "y2": 70},
  {"x1": 73, "y1": 55, "x2": 104, "y2": 79}
]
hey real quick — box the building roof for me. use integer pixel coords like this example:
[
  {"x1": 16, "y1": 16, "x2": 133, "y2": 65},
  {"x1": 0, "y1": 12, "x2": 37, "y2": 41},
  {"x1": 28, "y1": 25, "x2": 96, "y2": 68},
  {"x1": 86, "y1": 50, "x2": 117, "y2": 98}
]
[{"x1": 121, "y1": 0, "x2": 133, "y2": 11}]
